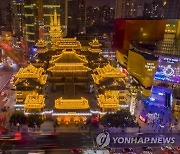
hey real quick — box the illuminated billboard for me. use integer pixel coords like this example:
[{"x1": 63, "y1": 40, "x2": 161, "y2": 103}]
[
  {"x1": 154, "y1": 56, "x2": 180, "y2": 83},
  {"x1": 127, "y1": 50, "x2": 158, "y2": 88}
]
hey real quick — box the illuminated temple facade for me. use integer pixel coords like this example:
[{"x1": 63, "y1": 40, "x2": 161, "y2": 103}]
[
  {"x1": 53, "y1": 97, "x2": 90, "y2": 124},
  {"x1": 24, "y1": 92, "x2": 45, "y2": 113},
  {"x1": 14, "y1": 64, "x2": 47, "y2": 106},
  {"x1": 92, "y1": 64, "x2": 127, "y2": 112},
  {"x1": 14, "y1": 9, "x2": 127, "y2": 121}
]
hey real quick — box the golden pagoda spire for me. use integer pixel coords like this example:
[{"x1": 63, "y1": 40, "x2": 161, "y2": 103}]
[
  {"x1": 88, "y1": 37, "x2": 102, "y2": 53},
  {"x1": 49, "y1": 8, "x2": 63, "y2": 44},
  {"x1": 50, "y1": 15, "x2": 53, "y2": 26},
  {"x1": 58, "y1": 16, "x2": 60, "y2": 26},
  {"x1": 53, "y1": 9, "x2": 58, "y2": 25}
]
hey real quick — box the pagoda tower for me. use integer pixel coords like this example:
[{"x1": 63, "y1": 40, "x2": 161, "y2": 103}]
[
  {"x1": 88, "y1": 38, "x2": 102, "y2": 53},
  {"x1": 49, "y1": 9, "x2": 63, "y2": 45},
  {"x1": 36, "y1": 39, "x2": 48, "y2": 54},
  {"x1": 48, "y1": 9, "x2": 82, "y2": 53},
  {"x1": 35, "y1": 39, "x2": 48, "y2": 63}
]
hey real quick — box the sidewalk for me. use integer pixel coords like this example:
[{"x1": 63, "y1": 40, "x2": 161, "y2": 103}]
[{"x1": 40, "y1": 121, "x2": 89, "y2": 133}]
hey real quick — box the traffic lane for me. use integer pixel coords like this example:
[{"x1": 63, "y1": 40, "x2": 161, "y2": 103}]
[
  {"x1": 13, "y1": 133, "x2": 93, "y2": 149},
  {"x1": 0, "y1": 44, "x2": 25, "y2": 66},
  {"x1": 0, "y1": 74, "x2": 12, "y2": 91},
  {"x1": 114, "y1": 146, "x2": 176, "y2": 154},
  {"x1": 0, "y1": 149, "x2": 74, "y2": 154}
]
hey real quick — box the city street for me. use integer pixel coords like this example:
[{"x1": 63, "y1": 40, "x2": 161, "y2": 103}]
[{"x1": 0, "y1": 131, "x2": 180, "y2": 153}]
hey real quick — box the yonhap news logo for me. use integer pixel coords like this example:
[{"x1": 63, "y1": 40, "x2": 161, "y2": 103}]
[
  {"x1": 96, "y1": 132, "x2": 110, "y2": 148},
  {"x1": 96, "y1": 132, "x2": 176, "y2": 148}
]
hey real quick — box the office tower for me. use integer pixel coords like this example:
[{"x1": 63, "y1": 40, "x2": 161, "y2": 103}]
[
  {"x1": 86, "y1": 5, "x2": 115, "y2": 27},
  {"x1": 11, "y1": 0, "x2": 24, "y2": 38},
  {"x1": 0, "y1": 5, "x2": 12, "y2": 30},
  {"x1": 67, "y1": 0, "x2": 86, "y2": 36},
  {"x1": 164, "y1": 0, "x2": 180, "y2": 19},
  {"x1": 24, "y1": 0, "x2": 67, "y2": 49},
  {"x1": 143, "y1": 0, "x2": 164, "y2": 18},
  {"x1": 115, "y1": 0, "x2": 137, "y2": 18}
]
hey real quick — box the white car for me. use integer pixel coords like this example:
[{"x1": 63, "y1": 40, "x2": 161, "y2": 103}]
[{"x1": 1, "y1": 91, "x2": 5, "y2": 96}]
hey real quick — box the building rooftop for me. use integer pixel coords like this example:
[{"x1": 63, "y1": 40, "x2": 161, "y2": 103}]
[
  {"x1": 55, "y1": 97, "x2": 89, "y2": 110},
  {"x1": 24, "y1": 92, "x2": 45, "y2": 110}
]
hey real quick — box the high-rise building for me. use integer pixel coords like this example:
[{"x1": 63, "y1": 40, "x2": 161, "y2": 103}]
[
  {"x1": 11, "y1": 0, "x2": 24, "y2": 38},
  {"x1": 143, "y1": 0, "x2": 164, "y2": 18},
  {"x1": 86, "y1": 5, "x2": 115, "y2": 27},
  {"x1": 115, "y1": 0, "x2": 137, "y2": 18},
  {"x1": 164, "y1": 0, "x2": 180, "y2": 19},
  {"x1": 24, "y1": 0, "x2": 68, "y2": 49},
  {"x1": 67, "y1": 0, "x2": 86, "y2": 36},
  {"x1": 0, "y1": 5, "x2": 12, "y2": 31},
  {"x1": 115, "y1": 0, "x2": 180, "y2": 19}
]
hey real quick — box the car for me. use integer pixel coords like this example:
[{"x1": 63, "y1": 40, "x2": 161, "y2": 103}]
[
  {"x1": 10, "y1": 74, "x2": 16, "y2": 84},
  {"x1": 141, "y1": 146, "x2": 153, "y2": 154},
  {"x1": 0, "y1": 91, "x2": 6, "y2": 96},
  {"x1": 40, "y1": 144, "x2": 58, "y2": 149},
  {"x1": 2, "y1": 97, "x2": 8, "y2": 102},
  {"x1": 28, "y1": 150, "x2": 45, "y2": 154},
  {"x1": 174, "y1": 146, "x2": 180, "y2": 151},
  {"x1": 71, "y1": 148, "x2": 83, "y2": 154},
  {"x1": 122, "y1": 148, "x2": 136, "y2": 154},
  {"x1": 161, "y1": 146, "x2": 177, "y2": 154}
]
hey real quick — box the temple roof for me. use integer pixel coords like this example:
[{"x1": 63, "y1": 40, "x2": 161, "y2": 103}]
[
  {"x1": 49, "y1": 49, "x2": 88, "y2": 64},
  {"x1": 98, "y1": 78, "x2": 126, "y2": 90},
  {"x1": 92, "y1": 64, "x2": 126, "y2": 84},
  {"x1": 88, "y1": 38, "x2": 102, "y2": 53},
  {"x1": 97, "y1": 94, "x2": 119, "y2": 109},
  {"x1": 15, "y1": 64, "x2": 47, "y2": 85},
  {"x1": 15, "y1": 78, "x2": 42, "y2": 87},
  {"x1": 24, "y1": 92, "x2": 45, "y2": 109},
  {"x1": 89, "y1": 38, "x2": 102, "y2": 47},
  {"x1": 55, "y1": 97, "x2": 89, "y2": 110},
  {"x1": 48, "y1": 63, "x2": 91, "y2": 72},
  {"x1": 36, "y1": 39, "x2": 48, "y2": 53},
  {"x1": 36, "y1": 39, "x2": 48, "y2": 47}
]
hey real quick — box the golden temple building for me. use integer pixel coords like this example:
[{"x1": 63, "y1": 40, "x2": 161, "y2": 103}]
[
  {"x1": 92, "y1": 63, "x2": 126, "y2": 84},
  {"x1": 54, "y1": 97, "x2": 90, "y2": 124},
  {"x1": 88, "y1": 38, "x2": 102, "y2": 53},
  {"x1": 36, "y1": 39, "x2": 48, "y2": 54},
  {"x1": 97, "y1": 91, "x2": 119, "y2": 112},
  {"x1": 24, "y1": 92, "x2": 45, "y2": 112},
  {"x1": 49, "y1": 9, "x2": 82, "y2": 52},
  {"x1": 15, "y1": 64, "x2": 47, "y2": 104},
  {"x1": 49, "y1": 9, "x2": 63, "y2": 44},
  {"x1": 92, "y1": 64, "x2": 127, "y2": 112},
  {"x1": 48, "y1": 49, "x2": 91, "y2": 77}
]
